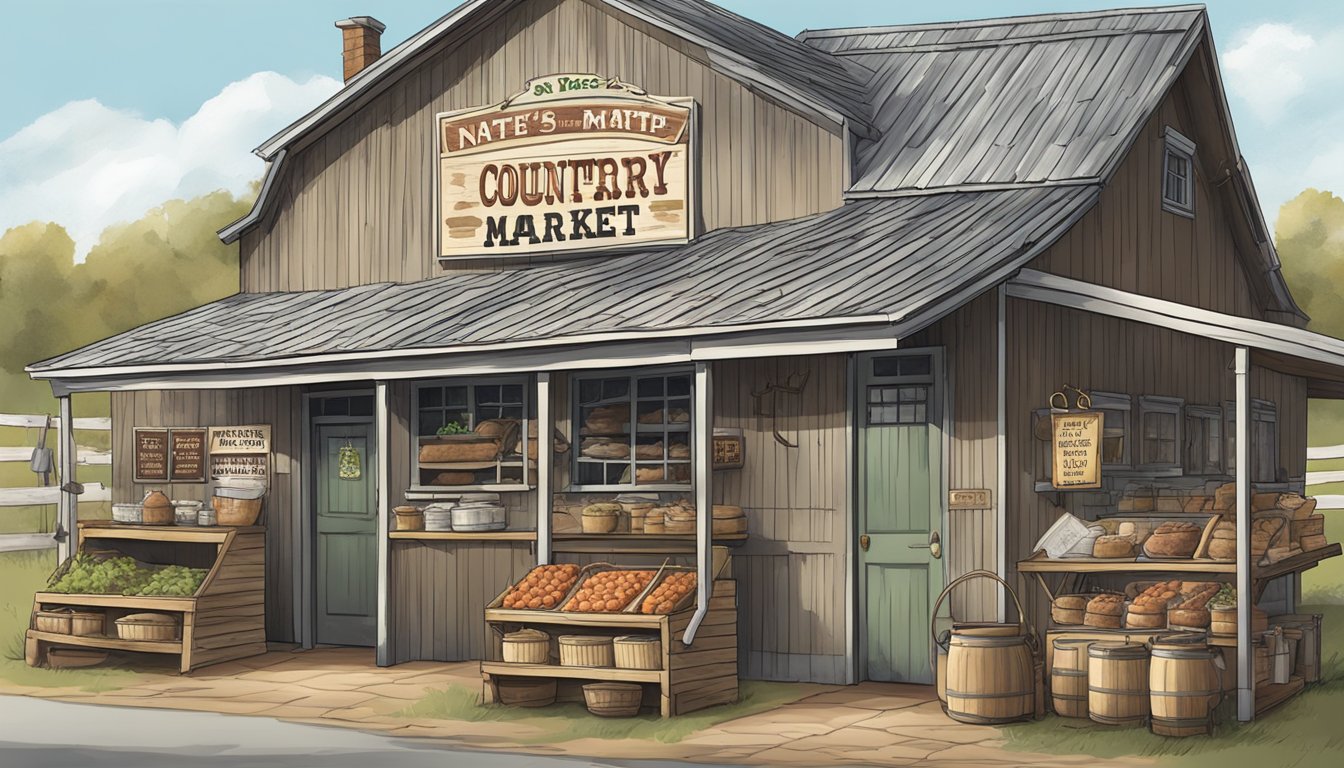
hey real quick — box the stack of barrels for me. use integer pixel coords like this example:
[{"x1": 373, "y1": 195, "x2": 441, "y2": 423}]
[{"x1": 1049, "y1": 632, "x2": 1223, "y2": 736}]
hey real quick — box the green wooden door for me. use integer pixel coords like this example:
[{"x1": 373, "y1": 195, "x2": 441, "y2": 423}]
[
  {"x1": 858, "y1": 351, "x2": 944, "y2": 683},
  {"x1": 315, "y1": 422, "x2": 377, "y2": 646}
]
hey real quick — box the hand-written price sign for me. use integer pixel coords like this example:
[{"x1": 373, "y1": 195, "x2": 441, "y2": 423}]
[
  {"x1": 133, "y1": 429, "x2": 169, "y2": 482},
  {"x1": 209, "y1": 426, "x2": 271, "y2": 455},
  {"x1": 210, "y1": 454, "x2": 269, "y2": 479},
  {"x1": 1051, "y1": 411, "x2": 1103, "y2": 490},
  {"x1": 712, "y1": 433, "x2": 744, "y2": 469},
  {"x1": 170, "y1": 429, "x2": 207, "y2": 483}
]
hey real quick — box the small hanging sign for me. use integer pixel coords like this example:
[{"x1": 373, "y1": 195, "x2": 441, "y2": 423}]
[
  {"x1": 210, "y1": 454, "x2": 268, "y2": 479},
  {"x1": 338, "y1": 441, "x2": 363, "y2": 480},
  {"x1": 1051, "y1": 411, "x2": 1103, "y2": 490},
  {"x1": 209, "y1": 425, "x2": 272, "y2": 455}
]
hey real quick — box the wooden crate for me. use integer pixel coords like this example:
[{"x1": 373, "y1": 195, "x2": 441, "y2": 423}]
[
  {"x1": 482, "y1": 578, "x2": 737, "y2": 717},
  {"x1": 25, "y1": 522, "x2": 266, "y2": 674}
]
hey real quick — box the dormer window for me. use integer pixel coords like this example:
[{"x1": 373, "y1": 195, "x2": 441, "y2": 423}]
[{"x1": 1162, "y1": 127, "x2": 1196, "y2": 217}]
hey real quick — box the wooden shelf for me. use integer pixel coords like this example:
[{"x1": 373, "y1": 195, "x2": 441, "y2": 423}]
[
  {"x1": 481, "y1": 661, "x2": 664, "y2": 683},
  {"x1": 1253, "y1": 544, "x2": 1341, "y2": 582},
  {"x1": 389, "y1": 530, "x2": 536, "y2": 541},
  {"x1": 1018, "y1": 556, "x2": 1234, "y2": 574},
  {"x1": 485, "y1": 607, "x2": 668, "y2": 629},
  {"x1": 419, "y1": 460, "x2": 524, "y2": 470},
  {"x1": 553, "y1": 533, "x2": 746, "y2": 555},
  {"x1": 78, "y1": 522, "x2": 262, "y2": 545},
  {"x1": 26, "y1": 629, "x2": 181, "y2": 655},
  {"x1": 34, "y1": 592, "x2": 196, "y2": 612}
]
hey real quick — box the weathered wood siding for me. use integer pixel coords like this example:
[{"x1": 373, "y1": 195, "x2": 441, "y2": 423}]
[
  {"x1": 1030, "y1": 57, "x2": 1263, "y2": 319},
  {"x1": 712, "y1": 354, "x2": 849, "y2": 683},
  {"x1": 907, "y1": 291, "x2": 1000, "y2": 622},
  {"x1": 1005, "y1": 299, "x2": 1307, "y2": 631},
  {"x1": 110, "y1": 388, "x2": 302, "y2": 643},
  {"x1": 239, "y1": 0, "x2": 844, "y2": 291}
]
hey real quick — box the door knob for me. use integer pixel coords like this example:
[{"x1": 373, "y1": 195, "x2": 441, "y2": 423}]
[
  {"x1": 908, "y1": 531, "x2": 943, "y2": 559},
  {"x1": 859, "y1": 534, "x2": 871, "y2": 551}
]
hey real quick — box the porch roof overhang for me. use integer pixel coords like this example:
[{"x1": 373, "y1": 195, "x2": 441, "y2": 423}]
[
  {"x1": 28, "y1": 186, "x2": 1099, "y2": 395},
  {"x1": 1005, "y1": 269, "x2": 1344, "y2": 394}
]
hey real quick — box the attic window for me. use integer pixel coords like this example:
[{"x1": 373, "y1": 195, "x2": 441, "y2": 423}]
[{"x1": 1162, "y1": 127, "x2": 1196, "y2": 217}]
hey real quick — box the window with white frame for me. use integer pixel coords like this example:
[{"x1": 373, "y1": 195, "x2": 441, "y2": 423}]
[
  {"x1": 572, "y1": 369, "x2": 693, "y2": 490},
  {"x1": 413, "y1": 378, "x2": 531, "y2": 488},
  {"x1": 1184, "y1": 404, "x2": 1223, "y2": 475},
  {"x1": 1138, "y1": 395, "x2": 1184, "y2": 471},
  {"x1": 1162, "y1": 127, "x2": 1196, "y2": 217}
]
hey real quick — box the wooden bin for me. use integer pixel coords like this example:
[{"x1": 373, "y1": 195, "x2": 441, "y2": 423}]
[
  {"x1": 1051, "y1": 639, "x2": 1092, "y2": 718},
  {"x1": 583, "y1": 682, "x2": 643, "y2": 717},
  {"x1": 502, "y1": 629, "x2": 550, "y2": 664},
  {"x1": 613, "y1": 635, "x2": 662, "y2": 670},
  {"x1": 35, "y1": 609, "x2": 73, "y2": 635},
  {"x1": 935, "y1": 571, "x2": 1037, "y2": 725},
  {"x1": 69, "y1": 610, "x2": 105, "y2": 637},
  {"x1": 1150, "y1": 645, "x2": 1222, "y2": 737},
  {"x1": 495, "y1": 676, "x2": 557, "y2": 707},
  {"x1": 559, "y1": 635, "x2": 615, "y2": 668},
  {"x1": 116, "y1": 613, "x2": 179, "y2": 641},
  {"x1": 1088, "y1": 642, "x2": 1149, "y2": 726}
]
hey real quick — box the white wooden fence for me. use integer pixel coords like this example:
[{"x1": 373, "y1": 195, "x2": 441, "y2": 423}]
[
  {"x1": 1306, "y1": 443, "x2": 1344, "y2": 510},
  {"x1": 0, "y1": 412, "x2": 111, "y2": 553}
]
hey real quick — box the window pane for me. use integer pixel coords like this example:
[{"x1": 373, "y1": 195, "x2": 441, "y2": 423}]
[
  {"x1": 349, "y1": 396, "x2": 374, "y2": 417},
  {"x1": 419, "y1": 410, "x2": 445, "y2": 436},
  {"x1": 1102, "y1": 436, "x2": 1125, "y2": 464},
  {"x1": 501, "y1": 384, "x2": 523, "y2": 403},
  {"x1": 667, "y1": 376, "x2": 691, "y2": 397},
  {"x1": 637, "y1": 377, "x2": 664, "y2": 398},
  {"x1": 420, "y1": 387, "x2": 442, "y2": 407},
  {"x1": 872, "y1": 357, "x2": 901, "y2": 378}
]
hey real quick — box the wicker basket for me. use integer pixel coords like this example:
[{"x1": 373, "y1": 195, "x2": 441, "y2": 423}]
[
  {"x1": 212, "y1": 496, "x2": 263, "y2": 526},
  {"x1": 502, "y1": 629, "x2": 551, "y2": 664},
  {"x1": 47, "y1": 648, "x2": 109, "y2": 669},
  {"x1": 35, "y1": 608, "x2": 73, "y2": 634},
  {"x1": 559, "y1": 635, "x2": 615, "y2": 667},
  {"x1": 393, "y1": 506, "x2": 424, "y2": 531},
  {"x1": 613, "y1": 635, "x2": 662, "y2": 670},
  {"x1": 582, "y1": 682, "x2": 643, "y2": 717},
  {"x1": 69, "y1": 610, "x2": 106, "y2": 637},
  {"x1": 495, "y1": 676, "x2": 557, "y2": 707},
  {"x1": 115, "y1": 612, "x2": 179, "y2": 641}
]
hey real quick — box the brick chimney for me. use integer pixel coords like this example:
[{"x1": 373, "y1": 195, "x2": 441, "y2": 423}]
[{"x1": 335, "y1": 16, "x2": 386, "y2": 82}]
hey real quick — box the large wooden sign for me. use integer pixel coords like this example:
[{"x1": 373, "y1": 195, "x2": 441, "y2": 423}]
[
  {"x1": 436, "y1": 74, "x2": 695, "y2": 260},
  {"x1": 1051, "y1": 411, "x2": 1103, "y2": 490},
  {"x1": 209, "y1": 426, "x2": 271, "y2": 455},
  {"x1": 170, "y1": 428, "x2": 207, "y2": 483},
  {"x1": 133, "y1": 428, "x2": 169, "y2": 482}
]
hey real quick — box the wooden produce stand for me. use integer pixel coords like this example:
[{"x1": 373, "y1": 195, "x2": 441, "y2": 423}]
[
  {"x1": 1019, "y1": 544, "x2": 1340, "y2": 717},
  {"x1": 482, "y1": 577, "x2": 738, "y2": 717},
  {"x1": 25, "y1": 522, "x2": 266, "y2": 673}
]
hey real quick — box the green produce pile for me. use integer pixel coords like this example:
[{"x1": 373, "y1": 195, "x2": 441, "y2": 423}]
[
  {"x1": 1208, "y1": 583, "x2": 1236, "y2": 608},
  {"x1": 436, "y1": 421, "x2": 470, "y2": 435},
  {"x1": 48, "y1": 554, "x2": 207, "y2": 597}
]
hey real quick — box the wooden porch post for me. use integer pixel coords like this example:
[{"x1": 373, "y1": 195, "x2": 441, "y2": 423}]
[
  {"x1": 535, "y1": 372, "x2": 553, "y2": 566},
  {"x1": 375, "y1": 381, "x2": 394, "y2": 666},
  {"x1": 683, "y1": 361, "x2": 714, "y2": 645},
  {"x1": 56, "y1": 395, "x2": 77, "y2": 563},
  {"x1": 1235, "y1": 346, "x2": 1253, "y2": 721}
]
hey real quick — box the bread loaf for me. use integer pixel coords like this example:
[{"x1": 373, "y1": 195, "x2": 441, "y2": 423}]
[
  {"x1": 1084, "y1": 595, "x2": 1124, "y2": 629},
  {"x1": 1125, "y1": 610, "x2": 1166, "y2": 629},
  {"x1": 1207, "y1": 538, "x2": 1236, "y2": 560},
  {"x1": 1093, "y1": 535, "x2": 1135, "y2": 558},
  {"x1": 1052, "y1": 595, "x2": 1090, "y2": 625},
  {"x1": 1168, "y1": 607, "x2": 1210, "y2": 628},
  {"x1": 1142, "y1": 521, "x2": 1201, "y2": 558},
  {"x1": 1130, "y1": 579, "x2": 1180, "y2": 613}
]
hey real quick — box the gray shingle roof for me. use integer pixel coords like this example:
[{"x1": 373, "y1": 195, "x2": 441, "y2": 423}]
[
  {"x1": 800, "y1": 6, "x2": 1206, "y2": 193},
  {"x1": 32, "y1": 186, "x2": 1097, "y2": 373}
]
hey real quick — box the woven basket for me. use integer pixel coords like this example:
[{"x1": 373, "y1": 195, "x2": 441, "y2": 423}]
[
  {"x1": 559, "y1": 635, "x2": 614, "y2": 668},
  {"x1": 495, "y1": 676, "x2": 557, "y2": 707},
  {"x1": 69, "y1": 610, "x2": 106, "y2": 637},
  {"x1": 35, "y1": 609, "x2": 72, "y2": 634},
  {"x1": 613, "y1": 635, "x2": 662, "y2": 670},
  {"x1": 213, "y1": 496, "x2": 263, "y2": 526},
  {"x1": 582, "y1": 682, "x2": 643, "y2": 717},
  {"x1": 502, "y1": 629, "x2": 551, "y2": 664},
  {"x1": 115, "y1": 612, "x2": 179, "y2": 641}
]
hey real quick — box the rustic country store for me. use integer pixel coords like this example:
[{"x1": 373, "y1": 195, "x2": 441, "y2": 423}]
[{"x1": 20, "y1": 0, "x2": 1344, "y2": 725}]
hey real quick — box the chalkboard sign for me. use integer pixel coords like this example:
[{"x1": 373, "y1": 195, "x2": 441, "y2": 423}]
[
  {"x1": 134, "y1": 428, "x2": 169, "y2": 482},
  {"x1": 170, "y1": 429, "x2": 207, "y2": 482}
]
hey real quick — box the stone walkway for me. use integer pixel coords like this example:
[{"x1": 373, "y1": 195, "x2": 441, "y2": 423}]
[{"x1": 1, "y1": 647, "x2": 1149, "y2": 767}]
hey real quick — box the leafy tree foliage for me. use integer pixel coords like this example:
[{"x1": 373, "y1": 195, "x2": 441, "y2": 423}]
[{"x1": 1277, "y1": 189, "x2": 1344, "y2": 337}]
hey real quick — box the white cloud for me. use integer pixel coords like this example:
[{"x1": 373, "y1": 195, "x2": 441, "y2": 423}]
[
  {"x1": 1222, "y1": 23, "x2": 1315, "y2": 122},
  {"x1": 0, "y1": 71, "x2": 341, "y2": 258}
]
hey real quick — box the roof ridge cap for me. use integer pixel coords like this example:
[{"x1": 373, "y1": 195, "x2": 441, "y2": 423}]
[{"x1": 798, "y1": 4, "x2": 1205, "y2": 41}]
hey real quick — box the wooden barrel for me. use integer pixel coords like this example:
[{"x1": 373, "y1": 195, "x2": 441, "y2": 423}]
[
  {"x1": 945, "y1": 630, "x2": 1036, "y2": 724},
  {"x1": 1088, "y1": 642, "x2": 1150, "y2": 726},
  {"x1": 1050, "y1": 639, "x2": 1092, "y2": 718},
  {"x1": 936, "y1": 624, "x2": 1018, "y2": 704},
  {"x1": 1149, "y1": 645, "x2": 1222, "y2": 737}
]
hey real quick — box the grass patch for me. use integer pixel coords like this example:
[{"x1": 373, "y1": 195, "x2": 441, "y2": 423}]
[
  {"x1": 0, "y1": 550, "x2": 137, "y2": 691},
  {"x1": 399, "y1": 679, "x2": 822, "y2": 744},
  {"x1": 1001, "y1": 604, "x2": 1344, "y2": 768}
]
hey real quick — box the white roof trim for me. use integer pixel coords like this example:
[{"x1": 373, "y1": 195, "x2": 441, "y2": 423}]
[
  {"x1": 217, "y1": 149, "x2": 286, "y2": 244},
  {"x1": 1006, "y1": 269, "x2": 1344, "y2": 372}
]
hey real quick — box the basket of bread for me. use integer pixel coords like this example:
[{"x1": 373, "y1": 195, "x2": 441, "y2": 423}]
[
  {"x1": 1084, "y1": 593, "x2": 1126, "y2": 628},
  {"x1": 1123, "y1": 580, "x2": 1220, "y2": 630}
]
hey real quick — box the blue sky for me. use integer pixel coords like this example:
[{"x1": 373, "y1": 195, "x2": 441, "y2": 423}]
[{"x1": 3, "y1": 0, "x2": 1342, "y2": 253}]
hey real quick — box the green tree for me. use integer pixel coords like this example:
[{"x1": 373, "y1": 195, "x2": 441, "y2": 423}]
[
  {"x1": 1276, "y1": 189, "x2": 1344, "y2": 337},
  {"x1": 0, "y1": 188, "x2": 253, "y2": 414}
]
